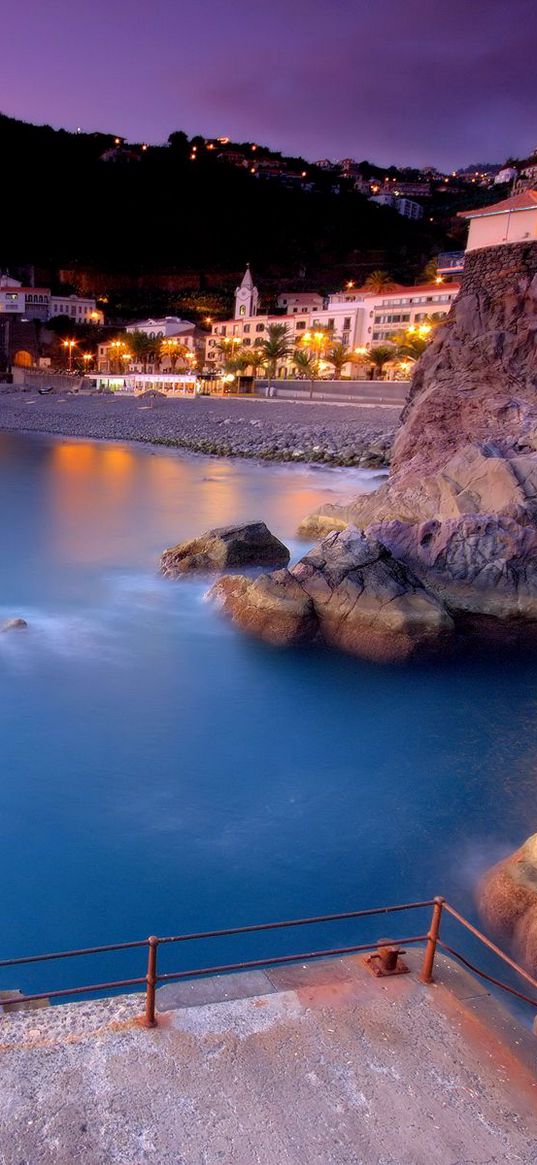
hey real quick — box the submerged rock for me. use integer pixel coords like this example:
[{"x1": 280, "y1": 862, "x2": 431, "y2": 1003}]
[
  {"x1": 1, "y1": 618, "x2": 28, "y2": 633},
  {"x1": 477, "y1": 834, "x2": 537, "y2": 975},
  {"x1": 161, "y1": 521, "x2": 290, "y2": 577},
  {"x1": 211, "y1": 526, "x2": 453, "y2": 662}
]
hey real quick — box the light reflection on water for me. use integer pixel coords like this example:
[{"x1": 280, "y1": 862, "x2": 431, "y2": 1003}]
[{"x1": 1, "y1": 431, "x2": 537, "y2": 1012}]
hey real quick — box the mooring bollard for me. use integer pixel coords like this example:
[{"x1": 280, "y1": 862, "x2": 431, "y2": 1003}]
[
  {"x1": 145, "y1": 936, "x2": 159, "y2": 1027},
  {"x1": 420, "y1": 897, "x2": 445, "y2": 984}
]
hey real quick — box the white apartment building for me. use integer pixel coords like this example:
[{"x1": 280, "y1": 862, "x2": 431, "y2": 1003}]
[
  {"x1": 125, "y1": 316, "x2": 194, "y2": 340},
  {"x1": 326, "y1": 281, "x2": 459, "y2": 345},
  {"x1": 98, "y1": 318, "x2": 198, "y2": 372},
  {"x1": 205, "y1": 268, "x2": 460, "y2": 375},
  {"x1": 370, "y1": 193, "x2": 424, "y2": 220},
  {"x1": 50, "y1": 295, "x2": 103, "y2": 323},
  {"x1": 0, "y1": 276, "x2": 102, "y2": 323},
  {"x1": 0, "y1": 275, "x2": 50, "y2": 319},
  {"x1": 276, "y1": 291, "x2": 324, "y2": 314}
]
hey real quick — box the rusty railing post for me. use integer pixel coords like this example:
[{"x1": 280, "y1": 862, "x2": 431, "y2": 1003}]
[
  {"x1": 145, "y1": 936, "x2": 159, "y2": 1027},
  {"x1": 420, "y1": 897, "x2": 444, "y2": 983}
]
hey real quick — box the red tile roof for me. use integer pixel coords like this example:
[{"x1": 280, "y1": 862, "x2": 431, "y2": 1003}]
[
  {"x1": 458, "y1": 190, "x2": 537, "y2": 218},
  {"x1": 354, "y1": 281, "x2": 460, "y2": 297}
]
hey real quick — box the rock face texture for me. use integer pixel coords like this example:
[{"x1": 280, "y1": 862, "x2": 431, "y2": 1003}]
[
  {"x1": 477, "y1": 834, "x2": 537, "y2": 975},
  {"x1": 211, "y1": 570, "x2": 317, "y2": 647},
  {"x1": 368, "y1": 514, "x2": 537, "y2": 619},
  {"x1": 300, "y1": 241, "x2": 537, "y2": 540},
  {"x1": 211, "y1": 526, "x2": 453, "y2": 661},
  {"x1": 161, "y1": 522, "x2": 290, "y2": 577}
]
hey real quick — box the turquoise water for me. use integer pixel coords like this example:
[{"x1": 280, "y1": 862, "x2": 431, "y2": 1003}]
[{"x1": 1, "y1": 432, "x2": 536, "y2": 1003}]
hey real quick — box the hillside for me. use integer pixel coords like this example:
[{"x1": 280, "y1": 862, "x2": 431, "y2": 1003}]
[{"x1": 1, "y1": 114, "x2": 455, "y2": 299}]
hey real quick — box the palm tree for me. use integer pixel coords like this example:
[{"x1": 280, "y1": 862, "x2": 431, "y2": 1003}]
[
  {"x1": 326, "y1": 341, "x2": 352, "y2": 379},
  {"x1": 391, "y1": 316, "x2": 438, "y2": 361},
  {"x1": 258, "y1": 323, "x2": 292, "y2": 384},
  {"x1": 160, "y1": 337, "x2": 191, "y2": 371},
  {"x1": 368, "y1": 344, "x2": 395, "y2": 380},
  {"x1": 214, "y1": 339, "x2": 243, "y2": 374},
  {"x1": 421, "y1": 258, "x2": 438, "y2": 283},
  {"x1": 128, "y1": 331, "x2": 161, "y2": 373},
  {"x1": 245, "y1": 346, "x2": 266, "y2": 378},
  {"x1": 362, "y1": 270, "x2": 397, "y2": 294},
  {"x1": 293, "y1": 348, "x2": 320, "y2": 400}
]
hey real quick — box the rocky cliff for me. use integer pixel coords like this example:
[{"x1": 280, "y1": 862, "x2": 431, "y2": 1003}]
[
  {"x1": 213, "y1": 241, "x2": 537, "y2": 659},
  {"x1": 301, "y1": 241, "x2": 537, "y2": 538}
]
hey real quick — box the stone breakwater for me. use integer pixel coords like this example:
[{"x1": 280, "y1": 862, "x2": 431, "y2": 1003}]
[{"x1": 0, "y1": 392, "x2": 397, "y2": 467}]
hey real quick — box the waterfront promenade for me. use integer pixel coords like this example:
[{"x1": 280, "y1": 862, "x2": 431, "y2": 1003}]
[
  {"x1": 1, "y1": 950, "x2": 536, "y2": 1164},
  {"x1": 0, "y1": 391, "x2": 399, "y2": 466}
]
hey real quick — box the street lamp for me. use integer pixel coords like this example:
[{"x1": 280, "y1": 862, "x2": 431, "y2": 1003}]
[
  {"x1": 109, "y1": 339, "x2": 128, "y2": 373},
  {"x1": 62, "y1": 339, "x2": 77, "y2": 372}
]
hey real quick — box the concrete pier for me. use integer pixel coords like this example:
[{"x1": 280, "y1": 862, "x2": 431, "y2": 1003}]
[{"x1": 0, "y1": 950, "x2": 536, "y2": 1164}]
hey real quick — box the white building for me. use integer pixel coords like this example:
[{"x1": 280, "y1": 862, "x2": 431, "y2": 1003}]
[
  {"x1": 0, "y1": 275, "x2": 50, "y2": 319},
  {"x1": 276, "y1": 292, "x2": 324, "y2": 314},
  {"x1": 205, "y1": 267, "x2": 460, "y2": 375},
  {"x1": 370, "y1": 193, "x2": 424, "y2": 220},
  {"x1": 49, "y1": 295, "x2": 103, "y2": 324},
  {"x1": 493, "y1": 167, "x2": 518, "y2": 186},
  {"x1": 98, "y1": 317, "x2": 199, "y2": 373},
  {"x1": 234, "y1": 266, "x2": 259, "y2": 318},
  {"x1": 0, "y1": 276, "x2": 102, "y2": 324},
  {"x1": 458, "y1": 190, "x2": 537, "y2": 251},
  {"x1": 125, "y1": 317, "x2": 195, "y2": 340}
]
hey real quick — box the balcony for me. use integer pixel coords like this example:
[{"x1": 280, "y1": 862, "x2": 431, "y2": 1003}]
[{"x1": 437, "y1": 250, "x2": 465, "y2": 274}]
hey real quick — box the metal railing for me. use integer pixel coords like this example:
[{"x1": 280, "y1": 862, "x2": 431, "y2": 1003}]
[{"x1": 1, "y1": 896, "x2": 537, "y2": 1027}]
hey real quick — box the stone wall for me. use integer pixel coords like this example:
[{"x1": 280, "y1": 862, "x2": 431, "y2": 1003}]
[{"x1": 461, "y1": 239, "x2": 537, "y2": 297}]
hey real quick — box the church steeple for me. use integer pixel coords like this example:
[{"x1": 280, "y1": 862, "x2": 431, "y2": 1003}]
[{"x1": 234, "y1": 263, "x2": 259, "y2": 319}]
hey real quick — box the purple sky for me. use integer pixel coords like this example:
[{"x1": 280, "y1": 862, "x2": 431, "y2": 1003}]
[{"x1": 3, "y1": 0, "x2": 536, "y2": 168}]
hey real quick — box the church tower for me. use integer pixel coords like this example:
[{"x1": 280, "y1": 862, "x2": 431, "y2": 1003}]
[{"x1": 234, "y1": 264, "x2": 259, "y2": 319}]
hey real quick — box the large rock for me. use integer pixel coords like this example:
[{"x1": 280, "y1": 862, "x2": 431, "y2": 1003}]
[
  {"x1": 161, "y1": 522, "x2": 290, "y2": 577},
  {"x1": 211, "y1": 526, "x2": 453, "y2": 661},
  {"x1": 369, "y1": 514, "x2": 537, "y2": 619},
  {"x1": 477, "y1": 834, "x2": 537, "y2": 975},
  {"x1": 210, "y1": 570, "x2": 317, "y2": 647},
  {"x1": 300, "y1": 243, "x2": 537, "y2": 540}
]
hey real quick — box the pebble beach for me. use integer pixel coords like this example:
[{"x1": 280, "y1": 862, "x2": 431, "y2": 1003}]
[{"x1": 0, "y1": 391, "x2": 399, "y2": 466}]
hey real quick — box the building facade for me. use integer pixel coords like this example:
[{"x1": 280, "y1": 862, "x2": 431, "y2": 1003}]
[
  {"x1": 205, "y1": 267, "x2": 460, "y2": 375},
  {"x1": 98, "y1": 317, "x2": 199, "y2": 373},
  {"x1": 0, "y1": 276, "x2": 102, "y2": 324},
  {"x1": 49, "y1": 295, "x2": 103, "y2": 323},
  {"x1": 276, "y1": 292, "x2": 325, "y2": 314},
  {"x1": 459, "y1": 191, "x2": 537, "y2": 250}
]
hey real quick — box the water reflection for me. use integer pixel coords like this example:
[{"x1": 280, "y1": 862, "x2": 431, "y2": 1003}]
[{"x1": 38, "y1": 437, "x2": 379, "y2": 569}]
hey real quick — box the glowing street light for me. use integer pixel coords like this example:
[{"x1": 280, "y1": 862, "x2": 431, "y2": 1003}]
[{"x1": 62, "y1": 338, "x2": 77, "y2": 371}]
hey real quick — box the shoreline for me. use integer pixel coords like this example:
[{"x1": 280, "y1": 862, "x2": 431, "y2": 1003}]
[{"x1": 0, "y1": 391, "x2": 399, "y2": 468}]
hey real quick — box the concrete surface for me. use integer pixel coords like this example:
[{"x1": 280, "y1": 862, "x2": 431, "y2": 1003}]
[{"x1": 1, "y1": 950, "x2": 536, "y2": 1165}]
